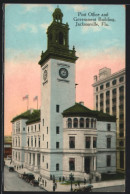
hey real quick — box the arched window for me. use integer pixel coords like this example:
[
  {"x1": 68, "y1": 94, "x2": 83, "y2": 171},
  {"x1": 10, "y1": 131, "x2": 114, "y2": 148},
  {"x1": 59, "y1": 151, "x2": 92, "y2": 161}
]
[
  {"x1": 86, "y1": 118, "x2": 89, "y2": 128},
  {"x1": 59, "y1": 32, "x2": 63, "y2": 45},
  {"x1": 91, "y1": 119, "x2": 94, "y2": 128},
  {"x1": 80, "y1": 118, "x2": 84, "y2": 128},
  {"x1": 73, "y1": 118, "x2": 78, "y2": 128},
  {"x1": 68, "y1": 118, "x2": 72, "y2": 128}
]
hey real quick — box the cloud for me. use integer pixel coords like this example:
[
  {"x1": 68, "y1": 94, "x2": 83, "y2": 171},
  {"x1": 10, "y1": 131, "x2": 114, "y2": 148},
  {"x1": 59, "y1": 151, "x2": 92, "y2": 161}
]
[
  {"x1": 15, "y1": 23, "x2": 38, "y2": 33},
  {"x1": 40, "y1": 23, "x2": 50, "y2": 31},
  {"x1": 21, "y1": 4, "x2": 54, "y2": 13},
  {"x1": 72, "y1": 5, "x2": 88, "y2": 12}
]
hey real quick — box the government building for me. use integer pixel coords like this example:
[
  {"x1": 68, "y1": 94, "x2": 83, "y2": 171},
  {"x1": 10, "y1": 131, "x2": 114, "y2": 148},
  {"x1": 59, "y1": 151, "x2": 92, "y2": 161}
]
[
  {"x1": 12, "y1": 8, "x2": 117, "y2": 191},
  {"x1": 92, "y1": 67, "x2": 125, "y2": 173}
]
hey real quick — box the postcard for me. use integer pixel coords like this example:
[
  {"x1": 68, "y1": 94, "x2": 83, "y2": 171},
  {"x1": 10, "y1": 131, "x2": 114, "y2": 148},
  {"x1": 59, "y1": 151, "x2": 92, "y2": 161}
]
[{"x1": 4, "y1": 4, "x2": 125, "y2": 192}]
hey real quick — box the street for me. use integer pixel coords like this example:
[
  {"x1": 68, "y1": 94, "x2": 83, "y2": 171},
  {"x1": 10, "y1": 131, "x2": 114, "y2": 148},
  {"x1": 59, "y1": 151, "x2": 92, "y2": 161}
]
[
  {"x1": 4, "y1": 165, "x2": 125, "y2": 192},
  {"x1": 93, "y1": 185, "x2": 125, "y2": 192},
  {"x1": 4, "y1": 166, "x2": 45, "y2": 191}
]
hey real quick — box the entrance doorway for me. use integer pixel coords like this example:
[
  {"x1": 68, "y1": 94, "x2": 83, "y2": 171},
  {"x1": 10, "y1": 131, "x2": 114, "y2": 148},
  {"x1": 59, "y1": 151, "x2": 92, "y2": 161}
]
[{"x1": 84, "y1": 157, "x2": 90, "y2": 173}]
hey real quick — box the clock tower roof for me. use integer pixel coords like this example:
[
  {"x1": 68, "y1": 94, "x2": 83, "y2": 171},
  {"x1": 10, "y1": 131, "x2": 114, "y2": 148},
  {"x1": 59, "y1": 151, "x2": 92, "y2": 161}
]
[{"x1": 38, "y1": 8, "x2": 78, "y2": 66}]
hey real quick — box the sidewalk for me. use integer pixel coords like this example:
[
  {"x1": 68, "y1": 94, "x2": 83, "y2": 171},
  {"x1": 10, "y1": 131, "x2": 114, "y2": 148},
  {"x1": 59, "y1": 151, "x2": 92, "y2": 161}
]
[
  {"x1": 54, "y1": 179, "x2": 125, "y2": 192},
  {"x1": 4, "y1": 159, "x2": 125, "y2": 192}
]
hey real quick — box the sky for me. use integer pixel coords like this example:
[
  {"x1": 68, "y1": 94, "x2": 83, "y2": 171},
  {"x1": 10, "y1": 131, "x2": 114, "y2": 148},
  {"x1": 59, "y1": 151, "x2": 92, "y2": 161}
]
[{"x1": 4, "y1": 4, "x2": 125, "y2": 136}]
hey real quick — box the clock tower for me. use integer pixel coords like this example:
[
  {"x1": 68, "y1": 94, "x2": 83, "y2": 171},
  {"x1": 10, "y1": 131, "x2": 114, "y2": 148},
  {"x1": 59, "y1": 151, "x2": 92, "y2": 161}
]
[{"x1": 38, "y1": 8, "x2": 78, "y2": 179}]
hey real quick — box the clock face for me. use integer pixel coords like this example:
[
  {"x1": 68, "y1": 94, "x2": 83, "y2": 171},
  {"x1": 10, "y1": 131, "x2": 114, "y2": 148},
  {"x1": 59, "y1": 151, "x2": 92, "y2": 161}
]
[
  {"x1": 59, "y1": 68, "x2": 68, "y2": 79},
  {"x1": 43, "y1": 69, "x2": 47, "y2": 81}
]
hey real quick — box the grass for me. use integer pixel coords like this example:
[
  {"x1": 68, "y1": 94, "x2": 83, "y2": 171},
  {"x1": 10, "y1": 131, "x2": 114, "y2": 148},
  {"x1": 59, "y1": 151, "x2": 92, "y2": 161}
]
[{"x1": 101, "y1": 172, "x2": 125, "y2": 181}]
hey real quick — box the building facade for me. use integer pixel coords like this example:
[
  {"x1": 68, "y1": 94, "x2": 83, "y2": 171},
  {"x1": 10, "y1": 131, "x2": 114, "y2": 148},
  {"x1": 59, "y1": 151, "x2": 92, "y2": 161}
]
[
  {"x1": 92, "y1": 67, "x2": 125, "y2": 172},
  {"x1": 12, "y1": 8, "x2": 117, "y2": 191}
]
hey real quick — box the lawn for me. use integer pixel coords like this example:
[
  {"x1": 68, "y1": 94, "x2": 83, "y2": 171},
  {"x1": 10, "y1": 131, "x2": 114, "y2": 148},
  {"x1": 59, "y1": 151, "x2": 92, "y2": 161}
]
[{"x1": 101, "y1": 172, "x2": 125, "y2": 181}]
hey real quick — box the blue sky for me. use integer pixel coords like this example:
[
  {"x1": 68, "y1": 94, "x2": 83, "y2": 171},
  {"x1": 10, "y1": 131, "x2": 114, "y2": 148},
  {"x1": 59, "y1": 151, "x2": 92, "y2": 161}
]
[{"x1": 5, "y1": 4, "x2": 125, "y2": 58}]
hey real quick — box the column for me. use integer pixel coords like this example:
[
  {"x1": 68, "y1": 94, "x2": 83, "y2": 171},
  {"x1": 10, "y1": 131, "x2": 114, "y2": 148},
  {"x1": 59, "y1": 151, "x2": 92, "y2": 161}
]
[
  {"x1": 90, "y1": 136, "x2": 93, "y2": 149},
  {"x1": 90, "y1": 157, "x2": 94, "y2": 172},
  {"x1": 28, "y1": 153, "x2": 30, "y2": 165},
  {"x1": 82, "y1": 157, "x2": 84, "y2": 172},
  {"x1": 110, "y1": 89, "x2": 112, "y2": 115},
  {"x1": 104, "y1": 91, "x2": 106, "y2": 113},
  {"x1": 93, "y1": 156, "x2": 96, "y2": 171},
  {"x1": 35, "y1": 153, "x2": 37, "y2": 167},
  {"x1": 31, "y1": 153, "x2": 33, "y2": 166}
]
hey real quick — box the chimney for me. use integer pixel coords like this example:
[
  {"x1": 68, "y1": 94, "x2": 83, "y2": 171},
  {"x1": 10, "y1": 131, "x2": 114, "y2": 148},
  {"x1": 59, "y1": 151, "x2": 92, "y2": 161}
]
[{"x1": 94, "y1": 75, "x2": 97, "y2": 83}]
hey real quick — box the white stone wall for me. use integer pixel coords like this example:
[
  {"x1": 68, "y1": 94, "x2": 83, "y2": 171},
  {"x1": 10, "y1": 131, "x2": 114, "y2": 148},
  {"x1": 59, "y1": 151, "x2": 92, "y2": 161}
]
[
  {"x1": 97, "y1": 121, "x2": 116, "y2": 173},
  {"x1": 40, "y1": 58, "x2": 76, "y2": 178}
]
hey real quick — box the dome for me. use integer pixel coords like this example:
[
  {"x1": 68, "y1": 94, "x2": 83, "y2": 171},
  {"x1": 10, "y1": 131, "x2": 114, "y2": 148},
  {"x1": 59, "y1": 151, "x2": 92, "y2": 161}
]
[{"x1": 52, "y1": 7, "x2": 63, "y2": 23}]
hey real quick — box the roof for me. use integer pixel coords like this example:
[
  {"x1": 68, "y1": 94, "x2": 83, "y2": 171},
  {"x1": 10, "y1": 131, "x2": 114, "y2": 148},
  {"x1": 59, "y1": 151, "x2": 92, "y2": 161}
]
[
  {"x1": 11, "y1": 109, "x2": 40, "y2": 124},
  {"x1": 62, "y1": 103, "x2": 116, "y2": 122}
]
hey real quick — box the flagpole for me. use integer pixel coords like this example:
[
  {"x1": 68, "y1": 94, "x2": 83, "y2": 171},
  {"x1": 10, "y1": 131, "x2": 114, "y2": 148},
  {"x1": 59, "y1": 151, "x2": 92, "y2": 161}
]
[
  {"x1": 37, "y1": 98, "x2": 38, "y2": 109},
  {"x1": 27, "y1": 96, "x2": 29, "y2": 110}
]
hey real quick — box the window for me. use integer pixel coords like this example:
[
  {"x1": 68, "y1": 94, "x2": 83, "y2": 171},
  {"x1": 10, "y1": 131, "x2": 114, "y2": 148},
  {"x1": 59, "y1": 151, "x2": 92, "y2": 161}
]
[
  {"x1": 112, "y1": 88, "x2": 116, "y2": 94},
  {"x1": 107, "y1": 124, "x2": 111, "y2": 131},
  {"x1": 86, "y1": 118, "x2": 89, "y2": 128},
  {"x1": 119, "y1": 76, "x2": 124, "y2": 82},
  {"x1": 39, "y1": 137, "x2": 40, "y2": 147},
  {"x1": 43, "y1": 134, "x2": 44, "y2": 141},
  {"x1": 93, "y1": 137, "x2": 97, "y2": 148},
  {"x1": 31, "y1": 136, "x2": 33, "y2": 147},
  {"x1": 80, "y1": 118, "x2": 84, "y2": 128},
  {"x1": 68, "y1": 118, "x2": 72, "y2": 128},
  {"x1": 23, "y1": 127, "x2": 25, "y2": 131},
  {"x1": 39, "y1": 124, "x2": 40, "y2": 130},
  {"x1": 31, "y1": 126, "x2": 33, "y2": 132},
  {"x1": 42, "y1": 155, "x2": 44, "y2": 162},
  {"x1": 27, "y1": 137, "x2": 29, "y2": 147},
  {"x1": 107, "y1": 155, "x2": 111, "y2": 167},
  {"x1": 56, "y1": 126, "x2": 60, "y2": 134},
  {"x1": 106, "y1": 108, "x2": 109, "y2": 113},
  {"x1": 119, "y1": 141, "x2": 124, "y2": 147},
  {"x1": 56, "y1": 142, "x2": 59, "y2": 149},
  {"x1": 106, "y1": 91, "x2": 110, "y2": 96},
  {"x1": 47, "y1": 127, "x2": 48, "y2": 134},
  {"x1": 96, "y1": 95, "x2": 98, "y2": 100},
  {"x1": 120, "y1": 114, "x2": 124, "y2": 120},
  {"x1": 86, "y1": 137, "x2": 91, "y2": 148},
  {"x1": 96, "y1": 87, "x2": 98, "y2": 92},
  {"x1": 94, "y1": 120, "x2": 96, "y2": 128},
  {"x1": 112, "y1": 79, "x2": 116, "y2": 85},
  {"x1": 120, "y1": 151, "x2": 124, "y2": 169},
  {"x1": 35, "y1": 125, "x2": 36, "y2": 131},
  {"x1": 106, "y1": 82, "x2": 110, "y2": 88},
  {"x1": 100, "y1": 85, "x2": 104, "y2": 90},
  {"x1": 91, "y1": 119, "x2": 94, "y2": 128},
  {"x1": 100, "y1": 93, "x2": 104, "y2": 99},
  {"x1": 46, "y1": 163, "x2": 48, "y2": 169},
  {"x1": 28, "y1": 127, "x2": 29, "y2": 133},
  {"x1": 107, "y1": 138, "x2": 111, "y2": 148},
  {"x1": 119, "y1": 86, "x2": 124, "y2": 92},
  {"x1": 47, "y1": 142, "x2": 48, "y2": 148},
  {"x1": 59, "y1": 32, "x2": 63, "y2": 45},
  {"x1": 73, "y1": 118, "x2": 78, "y2": 128},
  {"x1": 35, "y1": 137, "x2": 36, "y2": 147},
  {"x1": 56, "y1": 105, "x2": 60, "y2": 112},
  {"x1": 69, "y1": 137, "x2": 75, "y2": 148},
  {"x1": 69, "y1": 158, "x2": 75, "y2": 171},
  {"x1": 56, "y1": 163, "x2": 59, "y2": 171},
  {"x1": 43, "y1": 119, "x2": 44, "y2": 126}
]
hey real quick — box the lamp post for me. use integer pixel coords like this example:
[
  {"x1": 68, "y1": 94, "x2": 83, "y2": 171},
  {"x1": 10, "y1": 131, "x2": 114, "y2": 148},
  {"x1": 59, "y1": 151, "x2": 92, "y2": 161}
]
[{"x1": 69, "y1": 173, "x2": 74, "y2": 192}]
